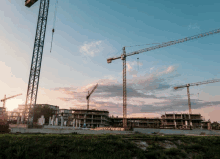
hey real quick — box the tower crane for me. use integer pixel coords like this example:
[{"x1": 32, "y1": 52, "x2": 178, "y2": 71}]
[
  {"x1": 174, "y1": 79, "x2": 220, "y2": 114},
  {"x1": 1, "y1": 94, "x2": 22, "y2": 108},
  {"x1": 86, "y1": 84, "x2": 98, "y2": 110},
  {"x1": 107, "y1": 28, "x2": 220, "y2": 128},
  {"x1": 24, "y1": 0, "x2": 50, "y2": 126}
]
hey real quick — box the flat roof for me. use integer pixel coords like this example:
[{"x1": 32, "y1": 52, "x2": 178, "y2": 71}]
[
  {"x1": 70, "y1": 108, "x2": 109, "y2": 112},
  {"x1": 110, "y1": 117, "x2": 160, "y2": 119}
]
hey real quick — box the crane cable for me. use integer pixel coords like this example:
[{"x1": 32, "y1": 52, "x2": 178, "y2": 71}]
[{"x1": 50, "y1": 0, "x2": 59, "y2": 53}]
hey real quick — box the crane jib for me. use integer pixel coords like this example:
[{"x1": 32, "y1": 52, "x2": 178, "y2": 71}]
[{"x1": 107, "y1": 27, "x2": 220, "y2": 128}]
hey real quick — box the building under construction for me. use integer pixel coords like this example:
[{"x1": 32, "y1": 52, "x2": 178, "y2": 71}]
[
  {"x1": 7, "y1": 104, "x2": 59, "y2": 123},
  {"x1": 161, "y1": 113, "x2": 205, "y2": 129},
  {"x1": 68, "y1": 108, "x2": 110, "y2": 128},
  {"x1": 5, "y1": 104, "x2": 213, "y2": 130},
  {"x1": 109, "y1": 116, "x2": 161, "y2": 128}
]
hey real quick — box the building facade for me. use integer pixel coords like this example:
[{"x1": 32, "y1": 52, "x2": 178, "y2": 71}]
[
  {"x1": 68, "y1": 108, "x2": 110, "y2": 128},
  {"x1": 9, "y1": 104, "x2": 59, "y2": 122},
  {"x1": 109, "y1": 116, "x2": 161, "y2": 128},
  {"x1": 161, "y1": 113, "x2": 204, "y2": 129}
]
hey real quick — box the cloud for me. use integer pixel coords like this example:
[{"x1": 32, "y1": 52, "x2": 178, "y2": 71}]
[
  {"x1": 188, "y1": 23, "x2": 200, "y2": 30},
  {"x1": 53, "y1": 66, "x2": 220, "y2": 122},
  {"x1": 126, "y1": 61, "x2": 143, "y2": 77},
  {"x1": 79, "y1": 41, "x2": 102, "y2": 57},
  {"x1": 53, "y1": 65, "x2": 178, "y2": 114},
  {"x1": 129, "y1": 66, "x2": 178, "y2": 92}
]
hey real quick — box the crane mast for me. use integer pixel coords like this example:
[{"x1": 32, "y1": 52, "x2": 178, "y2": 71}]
[
  {"x1": 24, "y1": 0, "x2": 50, "y2": 126},
  {"x1": 107, "y1": 28, "x2": 220, "y2": 128},
  {"x1": 86, "y1": 84, "x2": 98, "y2": 110},
  {"x1": 174, "y1": 79, "x2": 220, "y2": 114}
]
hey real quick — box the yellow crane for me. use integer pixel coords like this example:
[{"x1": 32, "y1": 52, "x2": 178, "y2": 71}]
[
  {"x1": 1, "y1": 93, "x2": 22, "y2": 108},
  {"x1": 174, "y1": 79, "x2": 220, "y2": 114},
  {"x1": 107, "y1": 28, "x2": 220, "y2": 128}
]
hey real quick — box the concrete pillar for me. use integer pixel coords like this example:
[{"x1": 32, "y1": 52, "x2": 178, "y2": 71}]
[
  {"x1": 61, "y1": 116, "x2": 64, "y2": 127},
  {"x1": 52, "y1": 115, "x2": 55, "y2": 126},
  {"x1": 49, "y1": 117, "x2": 51, "y2": 125},
  {"x1": 174, "y1": 121, "x2": 177, "y2": 129},
  {"x1": 55, "y1": 118, "x2": 58, "y2": 126},
  {"x1": 42, "y1": 115, "x2": 45, "y2": 125},
  {"x1": 185, "y1": 120, "x2": 188, "y2": 126},
  {"x1": 21, "y1": 115, "x2": 24, "y2": 123},
  {"x1": 76, "y1": 119, "x2": 78, "y2": 128},
  {"x1": 79, "y1": 120, "x2": 81, "y2": 128},
  {"x1": 208, "y1": 123, "x2": 211, "y2": 130},
  {"x1": 73, "y1": 119, "x2": 75, "y2": 128},
  {"x1": 84, "y1": 114, "x2": 86, "y2": 127},
  {"x1": 51, "y1": 118, "x2": 53, "y2": 126},
  {"x1": 17, "y1": 116, "x2": 20, "y2": 125}
]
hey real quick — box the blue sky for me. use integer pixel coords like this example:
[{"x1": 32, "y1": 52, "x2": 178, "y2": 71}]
[{"x1": 1, "y1": 0, "x2": 220, "y2": 122}]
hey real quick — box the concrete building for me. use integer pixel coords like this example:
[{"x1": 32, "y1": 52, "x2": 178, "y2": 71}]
[
  {"x1": 201, "y1": 120, "x2": 212, "y2": 130},
  {"x1": 58, "y1": 109, "x2": 72, "y2": 125},
  {"x1": 109, "y1": 116, "x2": 161, "y2": 128},
  {"x1": 68, "y1": 108, "x2": 110, "y2": 128},
  {"x1": 0, "y1": 107, "x2": 6, "y2": 115},
  {"x1": 161, "y1": 113, "x2": 204, "y2": 129},
  {"x1": 211, "y1": 121, "x2": 220, "y2": 130},
  {"x1": 8, "y1": 104, "x2": 59, "y2": 123},
  {"x1": 7, "y1": 111, "x2": 19, "y2": 122}
]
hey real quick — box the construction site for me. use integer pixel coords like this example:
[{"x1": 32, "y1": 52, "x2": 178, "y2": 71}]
[{"x1": 0, "y1": 0, "x2": 220, "y2": 136}]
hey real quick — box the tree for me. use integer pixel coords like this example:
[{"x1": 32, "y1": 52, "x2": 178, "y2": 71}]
[{"x1": 30, "y1": 104, "x2": 55, "y2": 124}]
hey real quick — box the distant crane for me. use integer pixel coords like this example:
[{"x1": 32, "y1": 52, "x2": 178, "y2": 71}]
[
  {"x1": 174, "y1": 79, "x2": 220, "y2": 114},
  {"x1": 107, "y1": 28, "x2": 220, "y2": 128},
  {"x1": 86, "y1": 84, "x2": 98, "y2": 110},
  {"x1": 24, "y1": 0, "x2": 50, "y2": 126},
  {"x1": 1, "y1": 94, "x2": 22, "y2": 108}
]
